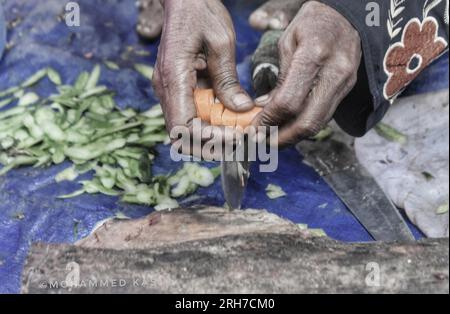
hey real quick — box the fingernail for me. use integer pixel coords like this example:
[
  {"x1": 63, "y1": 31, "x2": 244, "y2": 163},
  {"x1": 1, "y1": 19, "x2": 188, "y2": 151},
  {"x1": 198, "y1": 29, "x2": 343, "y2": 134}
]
[
  {"x1": 232, "y1": 93, "x2": 252, "y2": 109},
  {"x1": 252, "y1": 10, "x2": 268, "y2": 21},
  {"x1": 269, "y1": 17, "x2": 283, "y2": 30},
  {"x1": 255, "y1": 94, "x2": 270, "y2": 104}
]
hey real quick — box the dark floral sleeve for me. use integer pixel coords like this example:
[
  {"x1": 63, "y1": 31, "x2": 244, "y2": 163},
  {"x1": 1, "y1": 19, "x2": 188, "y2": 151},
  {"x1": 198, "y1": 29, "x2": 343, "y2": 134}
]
[{"x1": 317, "y1": 0, "x2": 449, "y2": 137}]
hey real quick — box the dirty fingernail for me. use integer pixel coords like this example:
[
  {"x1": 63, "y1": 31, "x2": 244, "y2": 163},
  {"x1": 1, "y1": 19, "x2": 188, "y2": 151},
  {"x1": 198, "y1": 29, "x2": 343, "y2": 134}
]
[
  {"x1": 255, "y1": 94, "x2": 270, "y2": 104},
  {"x1": 232, "y1": 93, "x2": 252, "y2": 109}
]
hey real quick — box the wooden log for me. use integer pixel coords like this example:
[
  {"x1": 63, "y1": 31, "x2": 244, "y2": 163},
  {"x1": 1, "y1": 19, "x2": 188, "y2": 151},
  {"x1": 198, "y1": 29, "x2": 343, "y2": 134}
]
[{"x1": 21, "y1": 207, "x2": 449, "y2": 294}]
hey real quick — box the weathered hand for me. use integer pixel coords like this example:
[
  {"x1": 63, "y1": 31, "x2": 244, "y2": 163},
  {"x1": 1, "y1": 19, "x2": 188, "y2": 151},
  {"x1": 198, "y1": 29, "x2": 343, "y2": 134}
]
[
  {"x1": 249, "y1": 0, "x2": 308, "y2": 31},
  {"x1": 254, "y1": 1, "x2": 362, "y2": 146},
  {"x1": 153, "y1": 0, "x2": 254, "y2": 158}
]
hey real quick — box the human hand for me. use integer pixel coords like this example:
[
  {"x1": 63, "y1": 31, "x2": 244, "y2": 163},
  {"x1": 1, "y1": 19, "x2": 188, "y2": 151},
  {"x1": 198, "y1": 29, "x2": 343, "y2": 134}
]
[
  {"x1": 253, "y1": 1, "x2": 362, "y2": 146},
  {"x1": 153, "y1": 0, "x2": 254, "y2": 158}
]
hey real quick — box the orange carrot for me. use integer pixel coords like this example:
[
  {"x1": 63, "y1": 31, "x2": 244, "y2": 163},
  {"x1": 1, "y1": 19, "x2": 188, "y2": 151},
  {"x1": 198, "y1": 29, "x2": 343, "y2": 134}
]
[
  {"x1": 236, "y1": 107, "x2": 262, "y2": 129},
  {"x1": 194, "y1": 89, "x2": 214, "y2": 123},
  {"x1": 210, "y1": 102, "x2": 225, "y2": 126},
  {"x1": 194, "y1": 88, "x2": 262, "y2": 128},
  {"x1": 221, "y1": 109, "x2": 237, "y2": 128}
]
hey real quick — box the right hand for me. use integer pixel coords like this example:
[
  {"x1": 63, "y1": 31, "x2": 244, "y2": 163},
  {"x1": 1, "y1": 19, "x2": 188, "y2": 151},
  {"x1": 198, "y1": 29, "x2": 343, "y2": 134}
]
[{"x1": 153, "y1": 0, "x2": 254, "y2": 159}]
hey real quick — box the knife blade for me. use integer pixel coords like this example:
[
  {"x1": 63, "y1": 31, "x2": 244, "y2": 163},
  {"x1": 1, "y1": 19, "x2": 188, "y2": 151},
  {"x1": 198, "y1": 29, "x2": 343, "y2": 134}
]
[
  {"x1": 221, "y1": 137, "x2": 250, "y2": 210},
  {"x1": 297, "y1": 139, "x2": 415, "y2": 242},
  {"x1": 193, "y1": 89, "x2": 257, "y2": 211}
]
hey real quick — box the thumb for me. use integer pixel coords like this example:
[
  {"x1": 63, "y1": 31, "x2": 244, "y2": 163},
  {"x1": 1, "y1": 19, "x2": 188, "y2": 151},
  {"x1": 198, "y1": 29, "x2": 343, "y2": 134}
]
[{"x1": 207, "y1": 43, "x2": 254, "y2": 112}]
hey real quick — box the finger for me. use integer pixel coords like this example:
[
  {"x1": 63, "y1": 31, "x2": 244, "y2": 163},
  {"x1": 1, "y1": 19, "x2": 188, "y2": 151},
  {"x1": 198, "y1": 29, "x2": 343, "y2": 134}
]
[
  {"x1": 276, "y1": 63, "x2": 356, "y2": 146},
  {"x1": 206, "y1": 33, "x2": 254, "y2": 112},
  {"x1": 254, "y1": 45, "x2": 324, "y2": 128},
  {"x1": 249, "y1": 0, "x2": 306, "y2": 31},
  {"x1": 136, "y1": 0, "x2": 164, "y2": 40},
  {"x1": 253, "y1": 30, "x2": 296, "y2": 107},
  {"x1": 156, "y1": 55, "x2": 198, "y2": 134},
  {"x1": 249, "y1": 7, "x2": 270, "y2": 31}
]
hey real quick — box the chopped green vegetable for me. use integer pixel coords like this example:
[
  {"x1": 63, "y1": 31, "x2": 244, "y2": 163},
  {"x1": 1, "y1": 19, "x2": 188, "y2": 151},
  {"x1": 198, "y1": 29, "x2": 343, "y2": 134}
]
[
  {"x1": 375, "y1": 123, "x2": 407, "y2": 144},
  {"x1": 47, "y1": 68, "x2": 62, "y2": 85},
  {"x1": 18, "y1": 92, "x2": 39, "y2": 107},
  {"x1": 134, "y1": 63, "x2": 154, "y2": 80},
  {"x1": 169, "y1": 163, "x2": 219, "y2": 198},
  {"x1": 266, "y1": 184, "x2": 287, "y2": 199},
  {"x1": 171, "y1": 176, "x2": 192, "y2": 198},
  {"x1": 436, "y1": 202, "x2": 449, "y2": 215},
  {"x1": 58, "y1": 189, "x2": 85, "y2": 199},
  {"x1": 0, "y1": 86, "x2": 21, "y2": 98},
  {"x1": 154, "y1": 197, "x2": 179, "y2": 211},
  {"x1": 79, "y1": 86, "x2": 109, "y2": 99},
  {"x1": 141, "y1": 105, "x2": 163, "y2": 118},
  {"x1": 104, "y1": 60, "x2": 120, "y2": 71},
  {"x1": 297, "y1": 224, "x2": 327, "y2": 237},
  {"x1": 114, "y1": 212, "x2": 131, "y2": 220},
  {"x1": 14, "y1": 89, "x2": 25, "y2": 99},
  {"x1": 307, "y1": 229, "x2": 327, "y2": 237},
  {"x1": 297, "y1": 224, "x2": 308, "y2": 230},
  {"x1": 74, "y1": 71, "x2": 90, "y2": 90},
  {"x1": 0, "y1": 97, "x2": 14, "y2": 109},
  {"x1": 55, "y1": 166, "x2": 79, "y2": 182},
  {"x1": 312, "y1": 126, "x2": 334, "y2": 142},
  {"x1": 187, "y1": 163, "x2": 215, "y2": 187},
  {"x1": 1, "y1": 137, "x2": 15, "y2": 150},
  {"x1": 0, "y1": 107, "x2": 26, "y2": 123},
  {"x1": 20, "y1": 69, "x2": 48, "y2": 88},
  {"x1": 85, "y1": 64, "x2": 101, "y2": 90},
  {"x1": 0, "y1": 65, "x2": 219, "y2": 209}
]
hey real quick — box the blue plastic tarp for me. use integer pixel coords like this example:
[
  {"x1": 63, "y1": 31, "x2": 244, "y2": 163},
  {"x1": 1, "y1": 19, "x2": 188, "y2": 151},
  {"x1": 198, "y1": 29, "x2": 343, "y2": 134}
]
[
  {"x1": 0, "y1": 0, "x2": 447, "y2": 294},
  {"x1": 0, "y1": 3, "x2": 6, "y2": 58}
]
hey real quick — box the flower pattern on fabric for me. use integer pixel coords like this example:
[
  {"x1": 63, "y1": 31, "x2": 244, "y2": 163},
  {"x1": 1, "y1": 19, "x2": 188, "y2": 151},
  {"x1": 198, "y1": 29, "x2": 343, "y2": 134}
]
[{"x1": 383, "y1": 17, "x2": 448, "y2": 100}]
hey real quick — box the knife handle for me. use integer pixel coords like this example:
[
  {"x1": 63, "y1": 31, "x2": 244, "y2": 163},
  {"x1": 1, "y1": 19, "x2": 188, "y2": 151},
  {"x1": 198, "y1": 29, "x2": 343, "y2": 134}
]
[{"x1": 194, "y1": 89, "x2": 262, "y2": 129}]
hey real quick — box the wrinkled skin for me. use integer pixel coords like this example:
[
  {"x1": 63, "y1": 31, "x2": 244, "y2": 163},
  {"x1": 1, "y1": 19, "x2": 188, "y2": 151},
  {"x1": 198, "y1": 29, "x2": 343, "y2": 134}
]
[
  {"x1": 253, "y1": 1, "x2": 362, "y2": 146},
  {"x1": 152, "y1": 0, "x2": 362, "y2": 150},
  {"x1": 152, "y1": 0, "x2": 254, "y2": 159}
]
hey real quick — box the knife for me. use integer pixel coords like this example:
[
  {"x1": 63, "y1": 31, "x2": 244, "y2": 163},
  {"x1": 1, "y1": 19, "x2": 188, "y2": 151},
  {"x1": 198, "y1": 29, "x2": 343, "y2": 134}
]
[
  {"x1": 297, "y1": 139, "x2": 415, "y2": 242},
  {"x1": 221, "y1": 138, "x2": 250, "y2": 210},
  {"x1": 252, "y1": 31, "x2": 415, "y2": 242},
  {"x1": 194, "y1": 89, "x2": 260, "y2": 210}
]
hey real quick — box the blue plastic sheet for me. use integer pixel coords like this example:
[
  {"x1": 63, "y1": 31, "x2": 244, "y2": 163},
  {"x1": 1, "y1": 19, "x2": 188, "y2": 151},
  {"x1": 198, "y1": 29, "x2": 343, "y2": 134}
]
[
  {"x1": 0, "y1": 3, "x2": 6, "y2": 58},
  {"x1": 0, "y1": 0, "x2": 447, "y2": 294}
]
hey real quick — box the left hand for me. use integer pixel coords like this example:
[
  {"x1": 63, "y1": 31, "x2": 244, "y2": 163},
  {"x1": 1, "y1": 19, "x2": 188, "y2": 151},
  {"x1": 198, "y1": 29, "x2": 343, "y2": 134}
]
[{"x1": 253, "y1": 1, "x2": 362, "y2": 146}]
